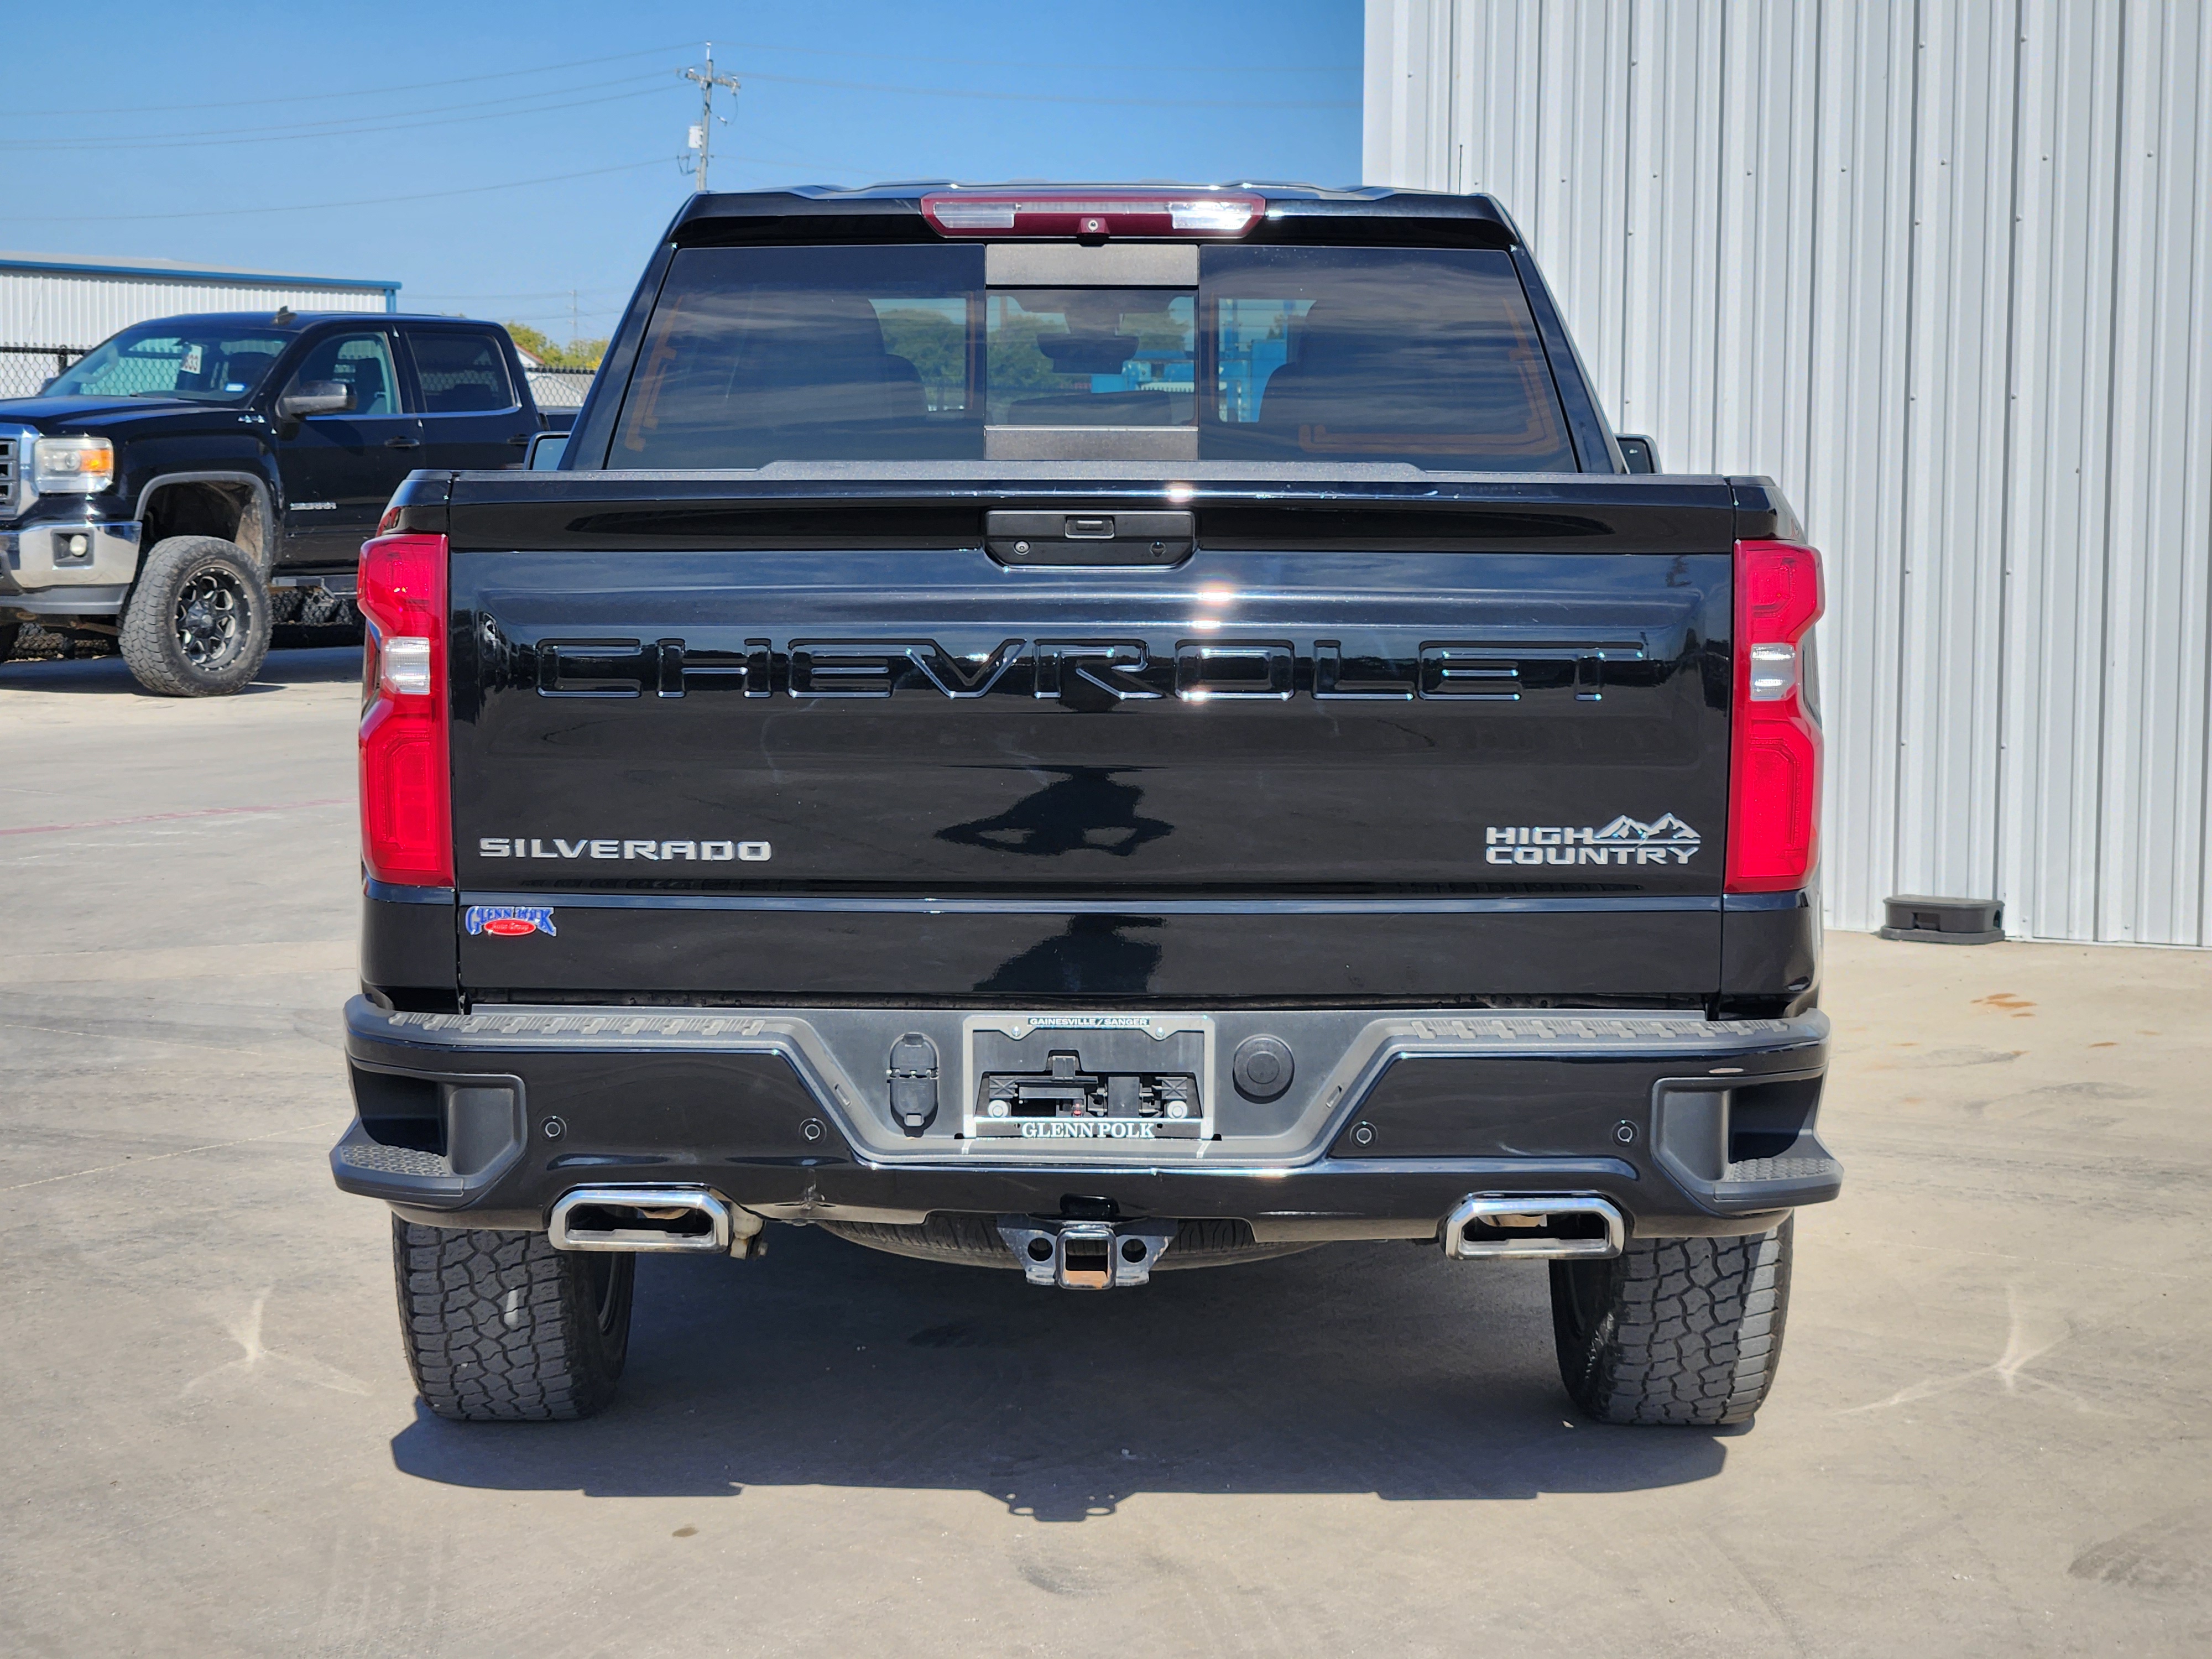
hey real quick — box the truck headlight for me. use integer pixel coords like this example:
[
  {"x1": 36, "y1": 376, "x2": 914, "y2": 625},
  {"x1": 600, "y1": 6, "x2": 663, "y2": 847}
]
[{"x1": 33, "y1": 435, "x2": 115, "y2": 493}]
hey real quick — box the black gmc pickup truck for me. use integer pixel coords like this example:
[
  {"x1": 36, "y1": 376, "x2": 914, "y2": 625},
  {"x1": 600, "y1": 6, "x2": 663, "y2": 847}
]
[
  {"x1": 334, "y1": 184, "x2": 1838, "y2": 1428},
  {"x1": 0, "y1": 313, "x2": 560, "y2": 693}
]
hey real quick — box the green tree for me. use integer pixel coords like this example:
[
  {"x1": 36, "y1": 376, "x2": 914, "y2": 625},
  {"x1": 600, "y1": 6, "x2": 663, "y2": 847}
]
[
  {"x1": 988, "y1": 311, "x2": 1080, "y2": 393},
  {"x1": 504, "y1": 321, "x2": 607, "y2": 371},
  {"x1": 875, "y1": 308, "x2": 966, "y2": 409}
]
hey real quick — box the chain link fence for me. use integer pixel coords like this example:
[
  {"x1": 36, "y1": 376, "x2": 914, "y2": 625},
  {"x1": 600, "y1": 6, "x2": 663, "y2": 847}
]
[
  {"x1": 524, "y1": 366, "x2": 593, "y2": 411},
  {"x1": 0, "y1": 345, "x2": 84, "y2": 399},
  {"x1": 8, "y1": 348, "x2": 594, "y2": 409}
]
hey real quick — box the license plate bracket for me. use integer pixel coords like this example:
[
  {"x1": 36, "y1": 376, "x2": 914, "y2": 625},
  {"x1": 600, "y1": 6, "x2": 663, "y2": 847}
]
[{"x1": 961, "y1": 1011, "x2": 1214, "y2": 1146}]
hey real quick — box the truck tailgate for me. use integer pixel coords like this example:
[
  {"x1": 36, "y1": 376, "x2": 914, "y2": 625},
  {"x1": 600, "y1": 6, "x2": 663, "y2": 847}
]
[{"x1": 442, "y1": 479, "x2": 1736, "y2": 1003}]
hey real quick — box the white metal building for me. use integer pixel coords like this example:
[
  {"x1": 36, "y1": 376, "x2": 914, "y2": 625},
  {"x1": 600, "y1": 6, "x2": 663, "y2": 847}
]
[
  {"x1": 0, "y1": 252, "x2": 397, "y2": 396},
  {"x1": 1364, "y1": 0, "x2": 2212, "y2": 947}
]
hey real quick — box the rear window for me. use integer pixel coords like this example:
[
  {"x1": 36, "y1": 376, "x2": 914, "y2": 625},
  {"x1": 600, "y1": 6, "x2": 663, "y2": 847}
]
[
  {"x1": 1201, "y1": 247, "x2": 1574, "y2": 467},
  {"x1": 611, "y1": 243, "x2": 1575, "y2": 471},
  {"x1": 616, "y1": 245, "x2": 978, "y2": 467},
  {"x1": 408, "y1": 330, "x2": 515, "y2": 413}
]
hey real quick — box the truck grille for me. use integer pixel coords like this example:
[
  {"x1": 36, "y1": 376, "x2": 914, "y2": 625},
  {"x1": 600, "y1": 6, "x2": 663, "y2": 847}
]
[{"x1": 0, "y1": 434, "x2": 17, "y2": 517}]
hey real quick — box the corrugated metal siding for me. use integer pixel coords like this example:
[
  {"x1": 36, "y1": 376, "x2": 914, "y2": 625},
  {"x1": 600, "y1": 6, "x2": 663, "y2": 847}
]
[
  {"x1": 1365, "y1": 0, "x2": 2212, "y2": 946},
  {"x1": 1, "y1": 270, "x2": 388, "y2": 352}
]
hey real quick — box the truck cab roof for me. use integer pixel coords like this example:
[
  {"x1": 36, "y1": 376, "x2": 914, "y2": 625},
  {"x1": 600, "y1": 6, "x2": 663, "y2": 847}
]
[
  {"x1": 109, "y1": 311, "x2": 510, "y2": 333},
  {"x1": 668, "y1": 182, "x2": 1525, "y2": 248}
]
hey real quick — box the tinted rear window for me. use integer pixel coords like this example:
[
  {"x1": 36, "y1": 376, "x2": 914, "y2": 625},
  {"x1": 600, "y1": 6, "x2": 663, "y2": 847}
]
[
  {"x1": 1202, "y1": 246, "x2": 1575, "y2": 468},
  {"x1": 609, "y1": 243, "x2": 1575, "y2": 470},
  {"x1": 616, "y1": 244, "x2": 979, "y2": 467},
  {"x1": 409, "y1": 331, "x2": 515, "y2": 413}
]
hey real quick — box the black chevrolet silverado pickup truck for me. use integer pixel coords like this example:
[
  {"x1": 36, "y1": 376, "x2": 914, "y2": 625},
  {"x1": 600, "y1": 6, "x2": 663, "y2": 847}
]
[
  {"x1": 0, "y1": 313, "x2": 561, "y2": 693},
  {"x1": 333, "y1": 184, "x2": 1838, "y2": 1428}
]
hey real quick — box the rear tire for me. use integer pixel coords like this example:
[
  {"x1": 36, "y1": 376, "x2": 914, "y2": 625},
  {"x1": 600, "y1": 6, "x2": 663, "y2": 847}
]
[
  {"x1": 117, "y1": 535, "x2": 272, "y2": 696},
  {"x1": 1548, "y1": 1218, "x2": 1792, "y2": 1426},
  {"x1": 391, "y1": 1219, "x2": 635, "y2": 1422}
]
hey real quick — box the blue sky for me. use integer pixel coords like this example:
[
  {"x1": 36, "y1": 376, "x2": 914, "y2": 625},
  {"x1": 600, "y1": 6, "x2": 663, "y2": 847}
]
[{"x1": 0, "y1": 1, "x2": 1361, "y2": 345}]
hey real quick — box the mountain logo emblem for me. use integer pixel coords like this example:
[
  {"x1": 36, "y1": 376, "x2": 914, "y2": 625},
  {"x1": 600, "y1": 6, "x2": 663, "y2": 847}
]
[{"x1": 1589, "y1": 813, "x2": 1702, "y2": 846}]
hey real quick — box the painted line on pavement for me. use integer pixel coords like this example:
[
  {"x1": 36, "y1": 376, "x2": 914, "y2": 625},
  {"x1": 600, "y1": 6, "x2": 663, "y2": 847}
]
[
  {"x1": 0, "y1": 798, "x2": 348, "y2": 838},
  {"x1": 1, "y1": 1118, "x2": 348, "y2": 1192}
]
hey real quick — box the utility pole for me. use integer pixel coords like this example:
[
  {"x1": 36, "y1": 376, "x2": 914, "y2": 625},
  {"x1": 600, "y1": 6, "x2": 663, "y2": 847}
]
[{"x1": 681, "y1": 43, "x2": 740, "y2": 194}]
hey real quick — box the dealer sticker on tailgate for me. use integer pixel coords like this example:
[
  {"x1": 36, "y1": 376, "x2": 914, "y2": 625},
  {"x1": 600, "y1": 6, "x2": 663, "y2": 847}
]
[{"x1": 465, "y1": 906, "x2": 557, "y2": 938}]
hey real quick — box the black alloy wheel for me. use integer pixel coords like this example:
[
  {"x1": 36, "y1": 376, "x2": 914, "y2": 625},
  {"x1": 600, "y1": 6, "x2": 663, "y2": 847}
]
[{"x1": 173, "y1": 566, "x2": 250, "y2": 672}]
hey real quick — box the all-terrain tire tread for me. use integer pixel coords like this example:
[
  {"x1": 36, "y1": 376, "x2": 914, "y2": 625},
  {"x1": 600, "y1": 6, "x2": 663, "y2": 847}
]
[
  {"x1": 389, "y1": 1219, "x2": 630, "y2": 1422},
  {"x1": 1550, "y1": 1219, "x2": 1792, "y2": 1427},
  {"x1": 118, "y1": 535, "x2": 271, "y2": 697}
]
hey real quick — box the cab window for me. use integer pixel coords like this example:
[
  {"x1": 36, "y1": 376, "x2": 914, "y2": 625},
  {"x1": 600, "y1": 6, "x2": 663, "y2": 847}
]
[
  {"x1": 408, "y1": 331, "x2": 515, "y2": 414},
  {"x1": 284, "y1": 332, "x2": 400, "y2": 416}
]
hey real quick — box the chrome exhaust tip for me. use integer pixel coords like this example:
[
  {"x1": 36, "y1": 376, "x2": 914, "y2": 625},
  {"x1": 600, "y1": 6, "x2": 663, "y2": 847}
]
[
  {"x1": 549, "y1": 1186, "x2": 759, "y2": 1255},
  {"x1": 1441, "y1": 1193, "x2": 1626, "y2": 1261}
]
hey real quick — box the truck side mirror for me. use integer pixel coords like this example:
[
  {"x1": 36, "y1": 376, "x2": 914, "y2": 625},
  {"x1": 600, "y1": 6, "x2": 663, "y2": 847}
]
[
  {"x1": 277, "y1": 380, "x2": 356, "y2": 419},
  {"x1": 1616, "y1": 434, "x2": 1658, "y2": 474}
]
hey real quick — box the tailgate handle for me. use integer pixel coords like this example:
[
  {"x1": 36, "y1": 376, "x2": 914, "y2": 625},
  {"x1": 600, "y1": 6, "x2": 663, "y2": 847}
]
[{"x1": 986, "y1": 509, "x2": 1194, "y2": 567}]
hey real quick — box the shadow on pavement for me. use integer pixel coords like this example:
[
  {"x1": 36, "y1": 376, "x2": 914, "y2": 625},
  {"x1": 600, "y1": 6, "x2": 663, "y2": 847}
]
[
  {"x1": 390, "y1": 1227, "x2": 1733, "y2": 1519},
  {"x1": 0, "y1": 643, "x2": 361, "y2": 695}
]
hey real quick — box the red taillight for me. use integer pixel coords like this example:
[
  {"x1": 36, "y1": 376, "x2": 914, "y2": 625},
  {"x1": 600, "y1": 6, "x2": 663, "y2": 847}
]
[
  {"x1": 920, "y1": 189, "x2": 1264, "y2": 239},
  {"x1": 1726, "y1": 539, "x2": 1824, "y2": 893},
  {"x1": 357, "y1": 533, "x2": 452, "y2": 888}
]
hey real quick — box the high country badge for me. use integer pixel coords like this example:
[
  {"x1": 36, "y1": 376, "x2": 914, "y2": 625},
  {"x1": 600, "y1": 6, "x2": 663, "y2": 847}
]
[{"x1": 1485, "y1": 813, "x2": 1702, "y2": 866}]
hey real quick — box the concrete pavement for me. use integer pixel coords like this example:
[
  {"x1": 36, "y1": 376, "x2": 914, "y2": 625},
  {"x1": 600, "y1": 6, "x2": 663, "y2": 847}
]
[{"x1": 2, "y1": 647, "x2": 2206, "y2": 1656}]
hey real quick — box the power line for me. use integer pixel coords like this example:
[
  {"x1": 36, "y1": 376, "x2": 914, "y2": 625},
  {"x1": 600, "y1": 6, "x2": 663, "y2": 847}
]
[
  {"x1": 729, "y1": 67, "x2": 1357, "y2": 112},
  {"x1": 0, "y1": 38, "x2": 1351, "y2": 125},
  {"x1": 680, "y1": 38, "x2": 1358, "y2": 76},
  {"x1": 2, "y1": 147, "x2": 883, "y2": 223},
  {"x1": 1, "y1": 51, "x2": 1355, "y2": 155},
  {"x1": 0, "y1": 82, "x2": 676, "y2": 153},
  {"x1": 409, "y1": 286, "x2": 633, "y2": 302},
  {"x1": 0, "y1": 70, "x2": 673, "y2": 148},
  {"x1": 0, "y1": 43, "x2": 700, "y2": 119},
  {"x1": 3, "y1": 158, "x2": 677, "y2": 222},
  {"x1": 498, "y1": 306, "x2": 625, "y2": 325}
]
